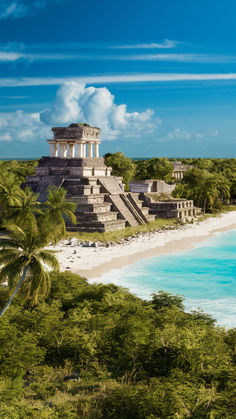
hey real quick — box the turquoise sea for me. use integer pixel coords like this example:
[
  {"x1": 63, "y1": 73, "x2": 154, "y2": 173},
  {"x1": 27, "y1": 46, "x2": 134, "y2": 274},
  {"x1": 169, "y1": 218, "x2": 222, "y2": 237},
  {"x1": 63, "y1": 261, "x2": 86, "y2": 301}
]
[{"x1": 92, "y1": 229, "x2": 236, "y2": 328}]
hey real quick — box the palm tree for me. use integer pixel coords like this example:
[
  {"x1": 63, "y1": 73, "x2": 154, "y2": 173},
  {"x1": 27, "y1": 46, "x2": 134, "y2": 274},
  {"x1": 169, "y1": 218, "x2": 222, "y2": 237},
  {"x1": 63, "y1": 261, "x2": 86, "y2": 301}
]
[
  {"x1": 0, "y1": 174, "x2": 24, "y2": 220},
  {"x1": 7, "y1": 187, "x2": 43, "y2": 230},
  {"x1": 0, "y1": 223, "x2": 59, "y2": 317},
  {"x1": 42, "y1": 186, "x2": 77, "y2": 242}
]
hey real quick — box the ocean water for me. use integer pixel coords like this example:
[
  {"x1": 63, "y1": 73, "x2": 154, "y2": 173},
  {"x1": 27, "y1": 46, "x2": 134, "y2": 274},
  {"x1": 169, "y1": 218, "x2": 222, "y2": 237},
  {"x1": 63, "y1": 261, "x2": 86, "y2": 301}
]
[{"x1": 91, "y1": 229, "x2": 236, "y2": 328}]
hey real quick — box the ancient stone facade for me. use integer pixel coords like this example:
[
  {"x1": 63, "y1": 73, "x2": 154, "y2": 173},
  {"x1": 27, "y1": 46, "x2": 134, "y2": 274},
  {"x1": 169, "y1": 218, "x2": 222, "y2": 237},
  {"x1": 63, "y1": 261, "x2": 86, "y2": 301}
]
[
  {"x1": 141, "y1": 195, "x2": 199, "y2": 220},
  {"x1": 171, "y1": 161, "x2": 192, "y2": 179},
  {"x1": 25, "y1": 124, "x2": 155, "y2": 232},
  {"x1": 47, "y1": 123, "x2": 101, "y2": 159},
  {"x1": 129, "y1": 180, "x2": 176, "y2": 195}
]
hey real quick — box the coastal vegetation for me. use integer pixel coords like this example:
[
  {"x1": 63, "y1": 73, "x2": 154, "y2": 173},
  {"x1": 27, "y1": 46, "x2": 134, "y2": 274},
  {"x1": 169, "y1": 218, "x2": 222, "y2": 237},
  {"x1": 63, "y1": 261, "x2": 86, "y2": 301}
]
[
  {"x1": 0, "y1": 272, "x2": 235, "y2": 418},
  {"x1": 0, "y1": 180, "x2": 77, "y2": 315},
  {"x1": 0, "y1": 159, "x2": 235, "y2": 417}
]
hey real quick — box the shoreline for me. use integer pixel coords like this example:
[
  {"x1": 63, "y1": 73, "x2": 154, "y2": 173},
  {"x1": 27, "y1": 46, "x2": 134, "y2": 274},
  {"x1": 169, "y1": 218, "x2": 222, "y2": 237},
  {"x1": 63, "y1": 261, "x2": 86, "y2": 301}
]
[{"x1": 53, "y1": 211, "x2": 236, "y2": 280}]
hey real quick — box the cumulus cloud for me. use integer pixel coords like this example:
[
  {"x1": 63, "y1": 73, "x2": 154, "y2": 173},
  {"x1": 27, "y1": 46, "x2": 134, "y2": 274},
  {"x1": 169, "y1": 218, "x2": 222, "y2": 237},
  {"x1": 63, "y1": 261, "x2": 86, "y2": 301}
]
[
  {"x1": 40, "y1": 82, "x2": 160, "y2": 140},
  {"x1": 0, "y1": 0, "x2": 62, "y2": 19},
  {"x1": 0, "y1": 110, "x2": 50, "y2": 142},
  {"x1": 0, "y1": 82, "x2": 159, "y2": 143}
]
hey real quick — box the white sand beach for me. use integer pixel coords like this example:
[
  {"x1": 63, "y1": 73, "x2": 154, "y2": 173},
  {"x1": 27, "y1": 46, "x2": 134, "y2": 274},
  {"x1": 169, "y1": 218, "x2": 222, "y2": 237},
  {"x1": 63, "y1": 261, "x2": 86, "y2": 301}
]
[{"x1": 50, "y1": 211, "x2": 236, "y2": 280}]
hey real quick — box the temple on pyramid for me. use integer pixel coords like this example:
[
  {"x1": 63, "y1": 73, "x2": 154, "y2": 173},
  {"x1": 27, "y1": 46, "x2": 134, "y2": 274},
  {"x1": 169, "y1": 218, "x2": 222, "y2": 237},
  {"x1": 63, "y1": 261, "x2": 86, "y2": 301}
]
[{"x1": 25, "y1": 123, "x2": 156, "y2": 232}]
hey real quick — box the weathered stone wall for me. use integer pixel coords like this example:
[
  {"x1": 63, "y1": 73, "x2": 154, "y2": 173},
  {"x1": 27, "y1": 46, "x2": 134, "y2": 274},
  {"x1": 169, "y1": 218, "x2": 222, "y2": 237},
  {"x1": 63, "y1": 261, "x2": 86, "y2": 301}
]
[{"x1": 129, "y1": 180, "x2": 176, "y2": 194}]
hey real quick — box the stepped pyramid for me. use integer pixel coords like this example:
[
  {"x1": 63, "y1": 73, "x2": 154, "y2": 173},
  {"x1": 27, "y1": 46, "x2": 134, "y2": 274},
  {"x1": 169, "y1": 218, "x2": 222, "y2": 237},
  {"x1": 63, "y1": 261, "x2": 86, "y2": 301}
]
[{"x1": 26, "y1": 124, "x2": 155, "y2": 232}]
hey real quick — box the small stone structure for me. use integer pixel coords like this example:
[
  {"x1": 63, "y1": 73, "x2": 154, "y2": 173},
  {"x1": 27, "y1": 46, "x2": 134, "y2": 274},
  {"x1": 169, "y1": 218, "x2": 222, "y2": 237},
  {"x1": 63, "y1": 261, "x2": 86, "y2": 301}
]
[
  {"x1": 129, "y1": 180, "x2": 176, "y2": 194},
  {"x1": 171, "y1": 161, "x2": 192, "y2": 179},
  {"x1": 25, "y1": 124, "x2": 155, "y2": 232},
  {"x1": 142, "y1": 195, "x2": 199, "y2": 220},
  {"x1": 47, "y1": 123, "x2": 101, "y2": 159}
]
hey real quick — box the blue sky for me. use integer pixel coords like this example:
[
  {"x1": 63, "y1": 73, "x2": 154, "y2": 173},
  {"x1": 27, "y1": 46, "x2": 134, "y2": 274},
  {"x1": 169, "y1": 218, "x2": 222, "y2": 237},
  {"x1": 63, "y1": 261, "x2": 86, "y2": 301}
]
[{"x1": 0, "y1": 0, "x2": 235, "y2": 158}]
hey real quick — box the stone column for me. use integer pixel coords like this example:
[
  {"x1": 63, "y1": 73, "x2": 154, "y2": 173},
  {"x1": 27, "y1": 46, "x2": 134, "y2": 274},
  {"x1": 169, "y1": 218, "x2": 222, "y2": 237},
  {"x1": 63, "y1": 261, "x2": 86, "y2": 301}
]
[
  {"x1": 88, "y1": 142, "x2": 94, "y2": 158},
  {"x1": 68, "y1": 143, "x2": 75, "y2": 158},
  {"x1": 75, "y1": 142, "x2": 82, "y2": 158},
  {"x1": 59, "y1": 142, "x2": 67, "y2": 158},
  {"x1": 95, "y1": 142, "x2": 99, "y2": 158},
  {"x1": 49, "y1": 142, "x2": 55, "y2": 157},
  {"x1": 83, "y1": 143, "x2": 86, "y2": 158},
  {"x1": 48, "y1": 140, "x2": 57, "y2": 157}
]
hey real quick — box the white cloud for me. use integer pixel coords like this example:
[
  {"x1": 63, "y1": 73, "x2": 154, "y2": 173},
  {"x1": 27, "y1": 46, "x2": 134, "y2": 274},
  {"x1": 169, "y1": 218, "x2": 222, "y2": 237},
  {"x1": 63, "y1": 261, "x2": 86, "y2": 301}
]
[
  {"x1": 164, "y1": 128, "x2": 219, "y2": 142},
  {"x1": 119, "y1": 54, "x2": 236, "y2": 63},
  {"x1": 1, "y1": 48, "x2": 235, "y2": 64},
  {"x1": 111, "y1": 39, "x2": 178, "y2": 49},
  {"x1": 0, "y1": 1, "x2": 27, "y2": 19},
  {"x1": 0, "y1": 73, "x2": 235, "y2": 87},
  {"x1": 0, "y1": 110, "x2": 50, "y2": 142},
  {"x1": 0, "y1": 82, "x2": 159, "y2": 143},
  {"x1": 195, "y1": 129, "x2": 219, "y2": 139},
  {"x1": 40, "y1": 82, "x2": 160, "y2": 140},
  {"x1": 166, "y1": 129, "x2": 192, "y2": 141},
  {"x1": 0, "y1": 0, "x2": 62, "y2": 19},
  {"x1": 0, "y1": 133, "x2": 11, "y2": 141},
  {"x1": 0, "y1": 51, "x2": 24, "y2": 61}
]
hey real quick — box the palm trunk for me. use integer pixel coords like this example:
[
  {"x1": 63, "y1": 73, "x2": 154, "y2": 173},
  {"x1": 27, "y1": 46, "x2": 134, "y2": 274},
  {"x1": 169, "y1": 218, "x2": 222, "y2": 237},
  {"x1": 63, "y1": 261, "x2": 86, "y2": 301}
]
[{"x1": 0, "y1": 266, "x2": 28, "y2": 318}]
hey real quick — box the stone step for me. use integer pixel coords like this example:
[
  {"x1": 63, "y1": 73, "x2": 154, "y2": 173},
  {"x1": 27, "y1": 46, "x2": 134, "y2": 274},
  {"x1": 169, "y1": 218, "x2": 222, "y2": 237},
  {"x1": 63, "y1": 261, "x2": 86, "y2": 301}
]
[
  {"x1": 129, "y1": 192, "x2": 141, "y2": 201},
  {"x1": 65, "y1": 177, "x2": 98, "y2": 186},
  {"x1": 109, "y1": 194, "x2": 139, "y2": 227},
  {"x1": 67, "y1": 194, "x2": 106, "y2": 204},
  {"x1": 77, "y1": 211, "x2": 118, "y2": 222},
  {"x1": 67, "y1": 219, "x2": 126, "y2": 233},
  {"x1": 65, "y1": 184, "x2": 101, "y2": 195},
  {"x1": 75, "y1": 202, "x2": 112, "y2": 214},
  {"x1": 98, "y1": 176, "x2": 124, "y2": 194}
]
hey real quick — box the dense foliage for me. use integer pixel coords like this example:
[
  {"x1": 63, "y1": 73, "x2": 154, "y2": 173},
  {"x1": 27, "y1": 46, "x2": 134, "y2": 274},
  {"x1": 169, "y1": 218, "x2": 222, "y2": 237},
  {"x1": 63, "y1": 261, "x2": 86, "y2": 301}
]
[
  {"x1": 173, "y1": 167, "x2": 233, "y2": 212},
  {"x1": 104, "y1": 152, "x2": 136, "y2": 185},
  {"x1": 0, "y1": 160, "x2": 38, "y2": 186},
  {"x1": 0, "y1": 273, "x2": 235, "y2": 418},
  {"x1": 135, "y1": 157, "x2": 173, "y2": 182},
  {"x1": 0, "y1": 160, "x2": 77, "y2": 314}
]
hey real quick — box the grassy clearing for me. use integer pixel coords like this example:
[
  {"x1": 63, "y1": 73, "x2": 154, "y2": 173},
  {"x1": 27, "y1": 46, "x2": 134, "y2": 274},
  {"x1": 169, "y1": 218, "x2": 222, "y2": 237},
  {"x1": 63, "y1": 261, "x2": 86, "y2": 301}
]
[{"x1": 66, "y1": 218, "x2": 179, "y2": 243}]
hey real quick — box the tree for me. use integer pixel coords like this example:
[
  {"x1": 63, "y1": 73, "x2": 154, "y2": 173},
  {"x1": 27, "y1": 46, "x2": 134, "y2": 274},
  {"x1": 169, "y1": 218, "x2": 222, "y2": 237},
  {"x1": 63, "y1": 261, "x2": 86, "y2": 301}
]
[
  {"x1": 104, "y1": 152, "x2": 136, "y2": 184},
  {"x1": 6, "y1": 187, "x2": 42, "y2": 231},
  {"x1": 0, "y1": 175, "x2": 24, "y2": 221},
  {"x1": 173, "y1": 168, "x2": 230, "y2": 212},
  {"x1": 0, "y1": 223, "x2": 59, "y2": 317},
  {"x1": 42, "y1": 186, "x2": 77, "y2": 242},
  {"x1": 145, "y1": 158, "x2": 173, "y2": 180}
]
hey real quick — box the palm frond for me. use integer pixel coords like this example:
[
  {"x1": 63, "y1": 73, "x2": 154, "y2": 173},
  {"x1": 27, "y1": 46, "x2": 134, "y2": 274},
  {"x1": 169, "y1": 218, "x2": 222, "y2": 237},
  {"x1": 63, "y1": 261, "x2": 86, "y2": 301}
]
[
  {"x1": 0, "y1": 238, "x2": 21, "y2": 249},
  {"x1": 0, "y1": 256, "x2": 27, "y2": 288},
  {"x1": 37, "y1": 250, "x2": 60, "y2": 271}
]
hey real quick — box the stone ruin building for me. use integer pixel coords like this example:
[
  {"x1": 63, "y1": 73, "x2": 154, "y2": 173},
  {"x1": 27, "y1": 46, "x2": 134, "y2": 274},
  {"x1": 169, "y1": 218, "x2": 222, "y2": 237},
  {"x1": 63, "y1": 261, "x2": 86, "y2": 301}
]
[
  {"x1": 25, "y1": 123, "x2": 198, "y2": 231},
  {"x1": 129, "y1": 179, "x2": 198, "y2": 220},
  {"x1": 171, "y1": 160, "x2": 192, "y2": 179},
  {"x1": 129, "y1": 179, "x2": 176, "y2": 195},
  {"x1": 25, "y1": 123, "x2": 156, "y2": 232}
]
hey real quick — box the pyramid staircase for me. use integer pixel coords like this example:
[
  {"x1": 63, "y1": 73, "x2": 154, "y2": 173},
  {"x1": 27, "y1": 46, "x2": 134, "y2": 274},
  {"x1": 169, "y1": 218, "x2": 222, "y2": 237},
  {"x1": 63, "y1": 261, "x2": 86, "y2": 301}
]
[
  {"x1": 64, "y1": 176, "x2": 155, "y2": 232},
  {"x1": 63, "y1": 177, "x2": 126, "y2": 232}
]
